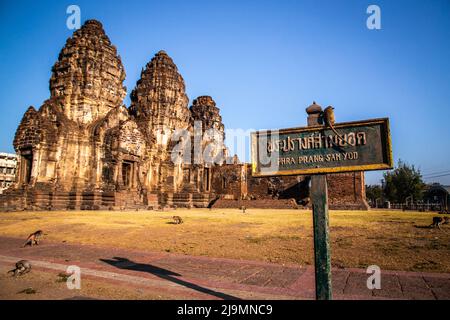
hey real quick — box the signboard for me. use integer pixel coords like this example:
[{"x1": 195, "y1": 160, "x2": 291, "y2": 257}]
[{"x1": 251, "y1": 118, "x2": 393, "y2": 177}]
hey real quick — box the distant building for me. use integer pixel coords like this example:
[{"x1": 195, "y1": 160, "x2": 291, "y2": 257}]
[
  {"x1": 424, "y1": 184, "x2": 450, "y2": 211},
  {"x1": 0, "y1": 153, "x2": 18, "y2": 194}
]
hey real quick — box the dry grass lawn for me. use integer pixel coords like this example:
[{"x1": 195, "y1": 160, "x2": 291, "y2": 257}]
[{"x1": 0, "y1": 209, "x2": 449, "y2": 273}]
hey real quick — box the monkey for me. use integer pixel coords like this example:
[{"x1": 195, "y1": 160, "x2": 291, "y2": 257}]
[
  {"x1": 23, "y1": 230, "x2": 44, "y2": 247},
  {"x1": 241, "y1": 206, "x2": 246, "y2": 213},
  {"x1": 172, "y1": 216, "x2": 183, "y2": 224},
  {"x1": 17, "y1": 287, "x2": 36, "y2": 294},
  {"x1": 322, "y1": 106, "x2": 349, "y2": 145},
  {"x1": 299, "y1": 197, "x2": 310, "y2": 206},
  {"x1": 322, "y1": 106, "x2": 336, "y2": 126},
  {"x1": 430, "y1": 216, "x2": 449, "y2": 230},
  {"x1": 8, "y1": 260, "x2": 31, "y2": 277}
]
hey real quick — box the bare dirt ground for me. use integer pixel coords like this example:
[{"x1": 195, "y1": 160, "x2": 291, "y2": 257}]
[
  {"x1": 0, "y1": 208, "x2": 448, "y2": 273},
  {"x1": 0, "y1": 264, "x2": 171, "y2": 300}
]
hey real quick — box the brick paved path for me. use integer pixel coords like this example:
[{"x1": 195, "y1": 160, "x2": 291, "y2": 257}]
[{"x1": 0, "y1": 236, "x2": 448, "y2": 300}]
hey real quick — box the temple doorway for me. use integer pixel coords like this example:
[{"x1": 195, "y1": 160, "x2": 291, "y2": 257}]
[
  {"x1": 122, "y1": 161, "x2": 132, "y2": 188},
  {"x1": 21, "y1": 153, "x2": 33, "y2": 184},
  {"x1": 204, "y1": 168, "x2": 210, "y2": 191}
]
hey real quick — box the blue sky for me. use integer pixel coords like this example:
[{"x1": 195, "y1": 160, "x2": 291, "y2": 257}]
[{"x1": 0, "y1": 0, "x2": 449, "y2": 185}]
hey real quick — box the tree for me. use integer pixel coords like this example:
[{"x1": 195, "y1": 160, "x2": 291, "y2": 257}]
[
  {"x1": 382, "y1": 160, "x2": 425, "y2": 203},
  {"x1": 366, "y1": 184, "x2": 383, "y2": 206}
]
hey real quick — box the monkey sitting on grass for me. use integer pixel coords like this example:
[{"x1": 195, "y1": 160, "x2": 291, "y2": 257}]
[
  {"x1": 430, "y1": 216, "x2": 449, "y2": 230},
  {"x1": 172, "y1": 216, "x2": 183, "y2": 224},
  {"x1": 23, "y1": 230, "x2": 45, "y2": 247},
  {"x1": 8, "y1": 260, "x2": 31, "y2": 277}
]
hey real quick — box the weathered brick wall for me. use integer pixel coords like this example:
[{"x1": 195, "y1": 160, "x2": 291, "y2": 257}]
[
  {"x1": 213, "y1": 198, "x2": 298, "y2": 209},
  {"x1": 211, "y1": 164, "x2": 369, "y2": 210},
  {"x1": 211, "y1": 164, "x2": 243, "y2": 200},
  {"x1": 327, "y1": 172, "x2": 369, "y2": 210}
]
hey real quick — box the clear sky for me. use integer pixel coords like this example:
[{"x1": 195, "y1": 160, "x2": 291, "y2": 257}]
[{"x1": 0, "y1": 0, "x2": 449, "y2": 185}]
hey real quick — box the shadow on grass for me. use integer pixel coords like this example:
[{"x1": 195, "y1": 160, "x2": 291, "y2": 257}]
[
  {"x1": 100, "y1": 256, "x2": 240, "y2": 300},
  {"x1": 414, "y1": 225, "x2": 434, "y2": 229}
]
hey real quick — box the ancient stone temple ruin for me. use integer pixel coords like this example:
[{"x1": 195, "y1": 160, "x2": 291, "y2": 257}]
[{"x1": 0, "y1": 19, "x2": 368, "y2": 211}]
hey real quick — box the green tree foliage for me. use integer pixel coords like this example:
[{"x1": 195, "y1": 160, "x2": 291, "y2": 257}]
[
  {"x1": 382, "y1": 160, "x2": 425, "y2": 203},
  {"x1": 366, "y1": 184, "x2": 383, "y2": 205}
]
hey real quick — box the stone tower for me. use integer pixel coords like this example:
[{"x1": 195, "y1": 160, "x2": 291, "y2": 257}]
[
  {"x1": 190, "y1": 96, "x2": 228, "y2": 165},
  {"x1": 50, "y1": 20, "x2": 126, "y2": 124},
  {"x1": 190, "y1": 96, "x2": 225, "y2": 136},
  {"x1": 128, "y1": 51, "x2": 194, "y2": 196},
  {"x1": 5, "y1": 19, "x2": 135, "y2": 210},
  {"x1": 130, "y1": 50, "x2": 190, "y2": 142}
]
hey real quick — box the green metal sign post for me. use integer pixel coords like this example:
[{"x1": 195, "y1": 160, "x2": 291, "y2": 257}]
[
  {"x1": 250, "y1": 101, "x2": 393, "y2": 300},
  {"x1": 307, "y1": 103, "x2": 332, "y2": 300},
  {"x1": 311, "y1": 173, "x2": 332, "y2": 299}
]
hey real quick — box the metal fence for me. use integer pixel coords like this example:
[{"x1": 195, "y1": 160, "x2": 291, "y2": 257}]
[{"x1": 379, "y1": 202, "x2": 444, "y2": 212}]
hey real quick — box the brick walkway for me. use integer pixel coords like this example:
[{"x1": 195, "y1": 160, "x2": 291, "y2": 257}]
[{"x1": 0, "y1": 236, "x2": 448, "y2": 300}]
